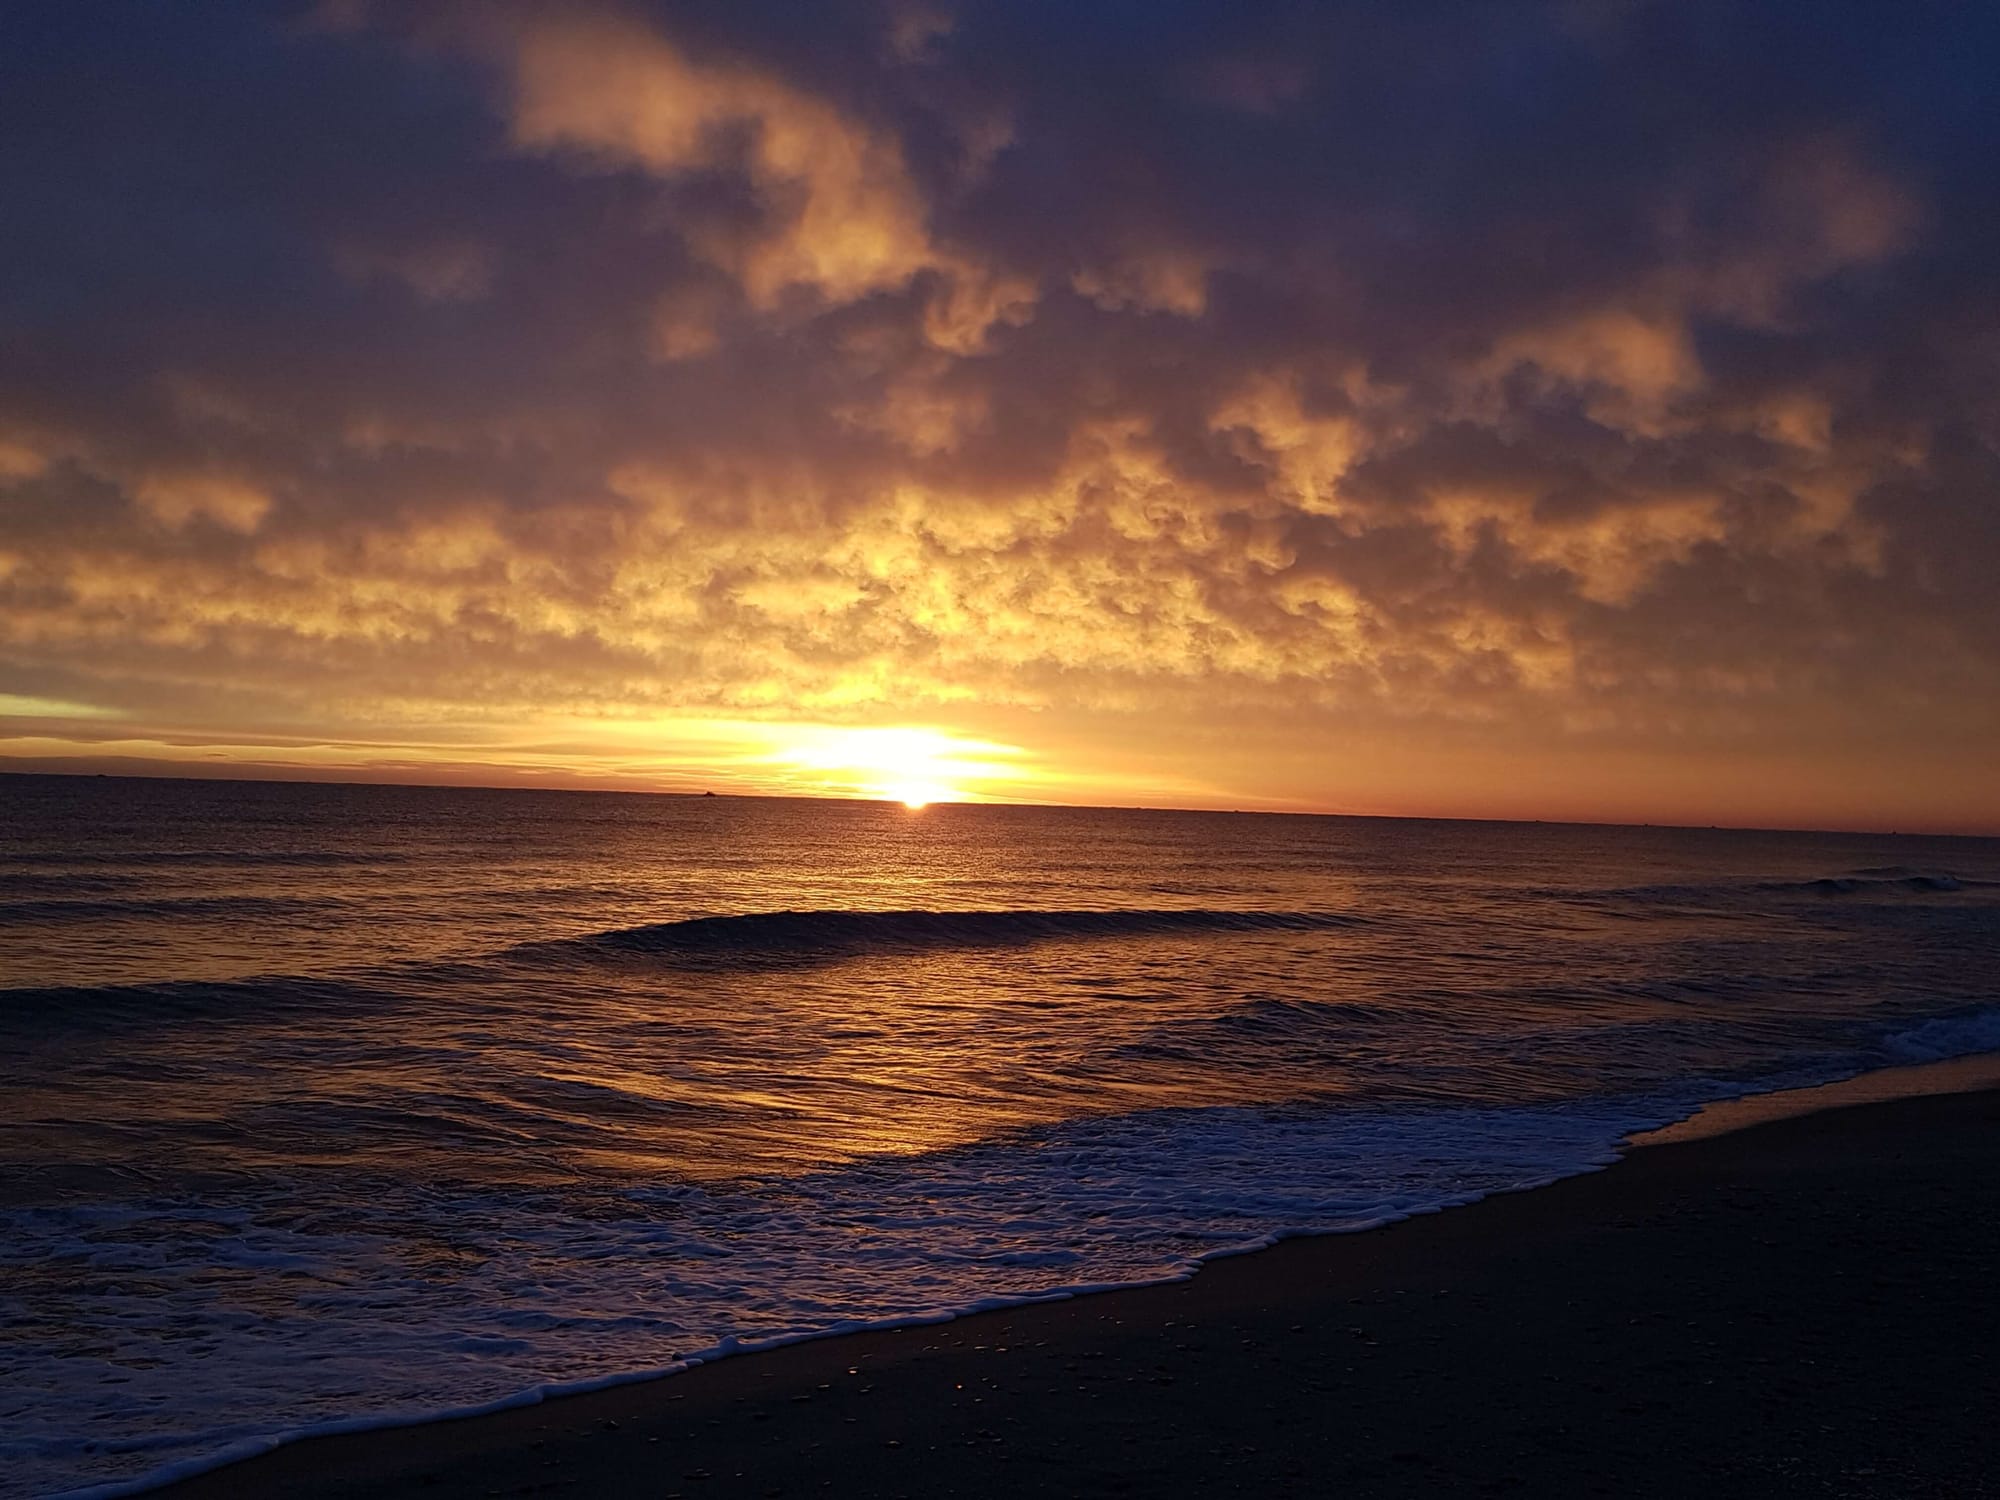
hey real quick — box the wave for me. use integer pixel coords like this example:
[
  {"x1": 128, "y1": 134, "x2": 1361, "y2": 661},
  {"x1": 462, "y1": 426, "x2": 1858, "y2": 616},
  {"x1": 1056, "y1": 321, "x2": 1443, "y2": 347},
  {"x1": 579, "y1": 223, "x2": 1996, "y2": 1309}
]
[
  {"x1": 24, "y1": 1015, "x2": 2000, "y2": 1500},
  {"x1": 1, "y1": 908, "x2": 1359, "y2": 1022},
  {"x1": 14, "y1": 1090, "x2": 1667, "y2": 1500},
  {"x1": 1566, "y1": 871, "x2": 1996, "y2": 907},
  {"x1": 522, "y1": 907, "x2": 1361, "y2": 968},
  {"x1": 1790, "y1": 872, "x2": 1984, "y2": 895},
  {"x1": 0, "y1": 894, "x2": 340, "y2": 926},
  {"x1": 1882, "y1": 1005, "x2": 2000, "y2": 1063},
  {"x1": 0, "y1": 974, "x2": 400, "y2": 1030},
  {"x1": 0, "y1": 848, "x2": 401, "y2": 869}
]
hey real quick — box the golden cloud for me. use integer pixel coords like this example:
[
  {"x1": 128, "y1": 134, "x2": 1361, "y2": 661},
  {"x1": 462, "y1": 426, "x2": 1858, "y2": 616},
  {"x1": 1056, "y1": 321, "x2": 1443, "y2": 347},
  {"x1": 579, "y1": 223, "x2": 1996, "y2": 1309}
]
[{"x1": 493, "y1": 9, "x2": 1035, "y2": 351}]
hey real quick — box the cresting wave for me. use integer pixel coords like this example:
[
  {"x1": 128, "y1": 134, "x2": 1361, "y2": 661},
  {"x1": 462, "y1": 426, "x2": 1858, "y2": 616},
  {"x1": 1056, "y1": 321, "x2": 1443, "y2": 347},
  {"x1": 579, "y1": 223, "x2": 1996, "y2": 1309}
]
[
  {"x1": 7, "y1": 873, "x2": 1987, "y2": 936},
  {"x1": 515, "y1": 907, "x2": 1365, "y2": 966},
  {"x1": 1788, "y1": 872, "x2": 1987, "y2": 895},
  {"x1": 1556, "y1": 868, "x2": 1997, "y2": 906},
  {"x1": 1882, "y1": 1004, "x2": 2000, "y2": 1063},
  {"x1": 0, "y1": 908, "x2": 1362, "y2": 1024}
]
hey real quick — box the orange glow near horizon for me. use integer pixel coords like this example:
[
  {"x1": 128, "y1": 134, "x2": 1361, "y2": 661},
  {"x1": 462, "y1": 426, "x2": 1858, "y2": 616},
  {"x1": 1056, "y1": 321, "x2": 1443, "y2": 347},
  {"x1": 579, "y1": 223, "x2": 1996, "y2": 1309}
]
[
  {"x1": 760, "y1": 726, "x2": 1021, "y2": 806},
  {"x1": 5, "y1": 716, "x2": 2000, "y2": 834},
  {"x1": 0, "y1": 720, "x2": 1079, "y2": 808}
]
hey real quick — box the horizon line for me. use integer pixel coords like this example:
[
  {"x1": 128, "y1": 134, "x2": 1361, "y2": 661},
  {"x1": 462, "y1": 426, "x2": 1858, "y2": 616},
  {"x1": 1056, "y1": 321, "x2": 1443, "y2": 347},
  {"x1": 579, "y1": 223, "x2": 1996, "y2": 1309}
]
[{"x1": 3, "y1": 764, "x2": 1994, "y2": 844}]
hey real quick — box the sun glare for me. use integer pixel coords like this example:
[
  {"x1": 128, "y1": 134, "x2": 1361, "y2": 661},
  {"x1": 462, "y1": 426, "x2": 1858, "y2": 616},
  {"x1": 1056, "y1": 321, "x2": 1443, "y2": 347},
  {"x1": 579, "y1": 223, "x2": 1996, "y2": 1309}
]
[{"x1": 765, "y1": 726, "x2": 1023, "y2": 805}]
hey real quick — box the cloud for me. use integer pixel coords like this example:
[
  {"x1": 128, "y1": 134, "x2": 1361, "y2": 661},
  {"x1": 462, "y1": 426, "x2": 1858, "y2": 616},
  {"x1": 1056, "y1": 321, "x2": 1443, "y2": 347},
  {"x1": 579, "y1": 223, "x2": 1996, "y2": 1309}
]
[
  {"x1": 333, "y1": 237, "x2": 499, "y2": 303},
  {"x1": 2, "y1": 0, "x2": 1998, "y2": 825},
  {"x1": 465, "y1": 5, "x2": 1035, "y2": 351}
]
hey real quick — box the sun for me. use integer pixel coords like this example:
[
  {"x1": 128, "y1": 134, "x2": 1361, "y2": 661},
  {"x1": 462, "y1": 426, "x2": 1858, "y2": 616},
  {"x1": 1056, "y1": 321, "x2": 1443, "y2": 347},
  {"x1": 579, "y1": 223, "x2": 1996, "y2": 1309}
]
[
  {"x1": 763, "y1": 725, "x2": 1034, "y2": 806},
  {"x1": 788, "y1": 728, "x2": 970, "y2": 806}
]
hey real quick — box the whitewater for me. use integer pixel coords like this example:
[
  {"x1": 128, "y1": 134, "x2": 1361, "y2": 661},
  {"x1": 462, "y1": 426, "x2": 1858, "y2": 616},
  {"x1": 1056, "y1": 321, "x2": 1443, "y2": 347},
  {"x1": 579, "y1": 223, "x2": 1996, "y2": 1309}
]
[{"x1": 4, "y1": 775, "x2": 1999, "y2": 1499}]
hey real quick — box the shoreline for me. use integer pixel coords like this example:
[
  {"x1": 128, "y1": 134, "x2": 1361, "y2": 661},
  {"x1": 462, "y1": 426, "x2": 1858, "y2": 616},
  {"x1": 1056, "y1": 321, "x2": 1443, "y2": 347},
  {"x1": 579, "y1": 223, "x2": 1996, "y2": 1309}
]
[
  {"x1": 1630, "y1": 1048, "x2": 2000, "y2": 1145},
  {"x1": 137, "y1": 1060, "x2": 2000, "y2": 1499}
]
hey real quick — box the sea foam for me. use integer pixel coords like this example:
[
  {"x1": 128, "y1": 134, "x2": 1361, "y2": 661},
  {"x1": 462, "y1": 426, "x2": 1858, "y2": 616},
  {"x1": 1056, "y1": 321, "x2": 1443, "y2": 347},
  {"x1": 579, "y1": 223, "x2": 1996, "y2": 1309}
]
[{"x1": 9, "y1": 1048, "x2": 1978, "y2": 1500}]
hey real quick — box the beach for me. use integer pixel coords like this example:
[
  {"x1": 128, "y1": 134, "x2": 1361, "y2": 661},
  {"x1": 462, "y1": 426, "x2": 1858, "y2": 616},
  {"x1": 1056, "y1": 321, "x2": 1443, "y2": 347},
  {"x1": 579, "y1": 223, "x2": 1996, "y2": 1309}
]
[{"x1": 158, "y1": 1078, "x2": 2000, "y2": 1499}]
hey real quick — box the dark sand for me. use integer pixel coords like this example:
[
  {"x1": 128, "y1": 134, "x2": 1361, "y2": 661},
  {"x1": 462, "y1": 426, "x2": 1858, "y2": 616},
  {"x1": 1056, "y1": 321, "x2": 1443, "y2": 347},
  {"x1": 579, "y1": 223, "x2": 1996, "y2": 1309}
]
[{"x1": 164, "y1": 1085, "x2": 2000, "y2": 1499}]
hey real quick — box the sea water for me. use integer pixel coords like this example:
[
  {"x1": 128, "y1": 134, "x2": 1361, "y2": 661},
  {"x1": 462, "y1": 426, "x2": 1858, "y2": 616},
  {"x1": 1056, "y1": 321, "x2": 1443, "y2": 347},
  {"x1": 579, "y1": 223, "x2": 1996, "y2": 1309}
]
[{"x1": 4, "y1": 775, "x2": 1998, "y2": 1498}]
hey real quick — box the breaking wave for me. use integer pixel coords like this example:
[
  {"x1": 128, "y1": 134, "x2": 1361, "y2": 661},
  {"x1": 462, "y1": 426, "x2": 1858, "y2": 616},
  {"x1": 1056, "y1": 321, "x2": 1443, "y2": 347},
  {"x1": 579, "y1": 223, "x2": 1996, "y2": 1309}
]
[
  {"x1": 520, "y1": 907, "x2": 1363, "y2": 967},
  {"x1": 1560, "y1": 870, "x2": 1997, "y2": 908}
]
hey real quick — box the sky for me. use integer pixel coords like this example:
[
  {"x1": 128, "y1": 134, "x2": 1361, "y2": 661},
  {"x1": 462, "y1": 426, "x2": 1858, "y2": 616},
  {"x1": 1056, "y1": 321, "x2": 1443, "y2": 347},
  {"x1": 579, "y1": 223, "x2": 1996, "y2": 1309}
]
[{"x1": 3, "y1": 1, "x2": 1999, "y2": 831}]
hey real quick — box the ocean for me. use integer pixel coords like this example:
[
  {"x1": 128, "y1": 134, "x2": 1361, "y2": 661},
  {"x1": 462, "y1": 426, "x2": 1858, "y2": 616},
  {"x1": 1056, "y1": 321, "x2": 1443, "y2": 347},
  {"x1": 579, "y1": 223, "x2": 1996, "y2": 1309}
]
[{"x1": 5, "y1": 773, "x2": 1999, "y2": 1499}]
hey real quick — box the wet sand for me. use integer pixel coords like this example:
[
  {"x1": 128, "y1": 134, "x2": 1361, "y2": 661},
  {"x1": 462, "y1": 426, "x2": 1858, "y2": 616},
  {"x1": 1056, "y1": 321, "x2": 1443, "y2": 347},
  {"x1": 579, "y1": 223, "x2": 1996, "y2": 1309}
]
[{"x1": 162, "y1": 1084, "x2": 2000, "y2": 1499}]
